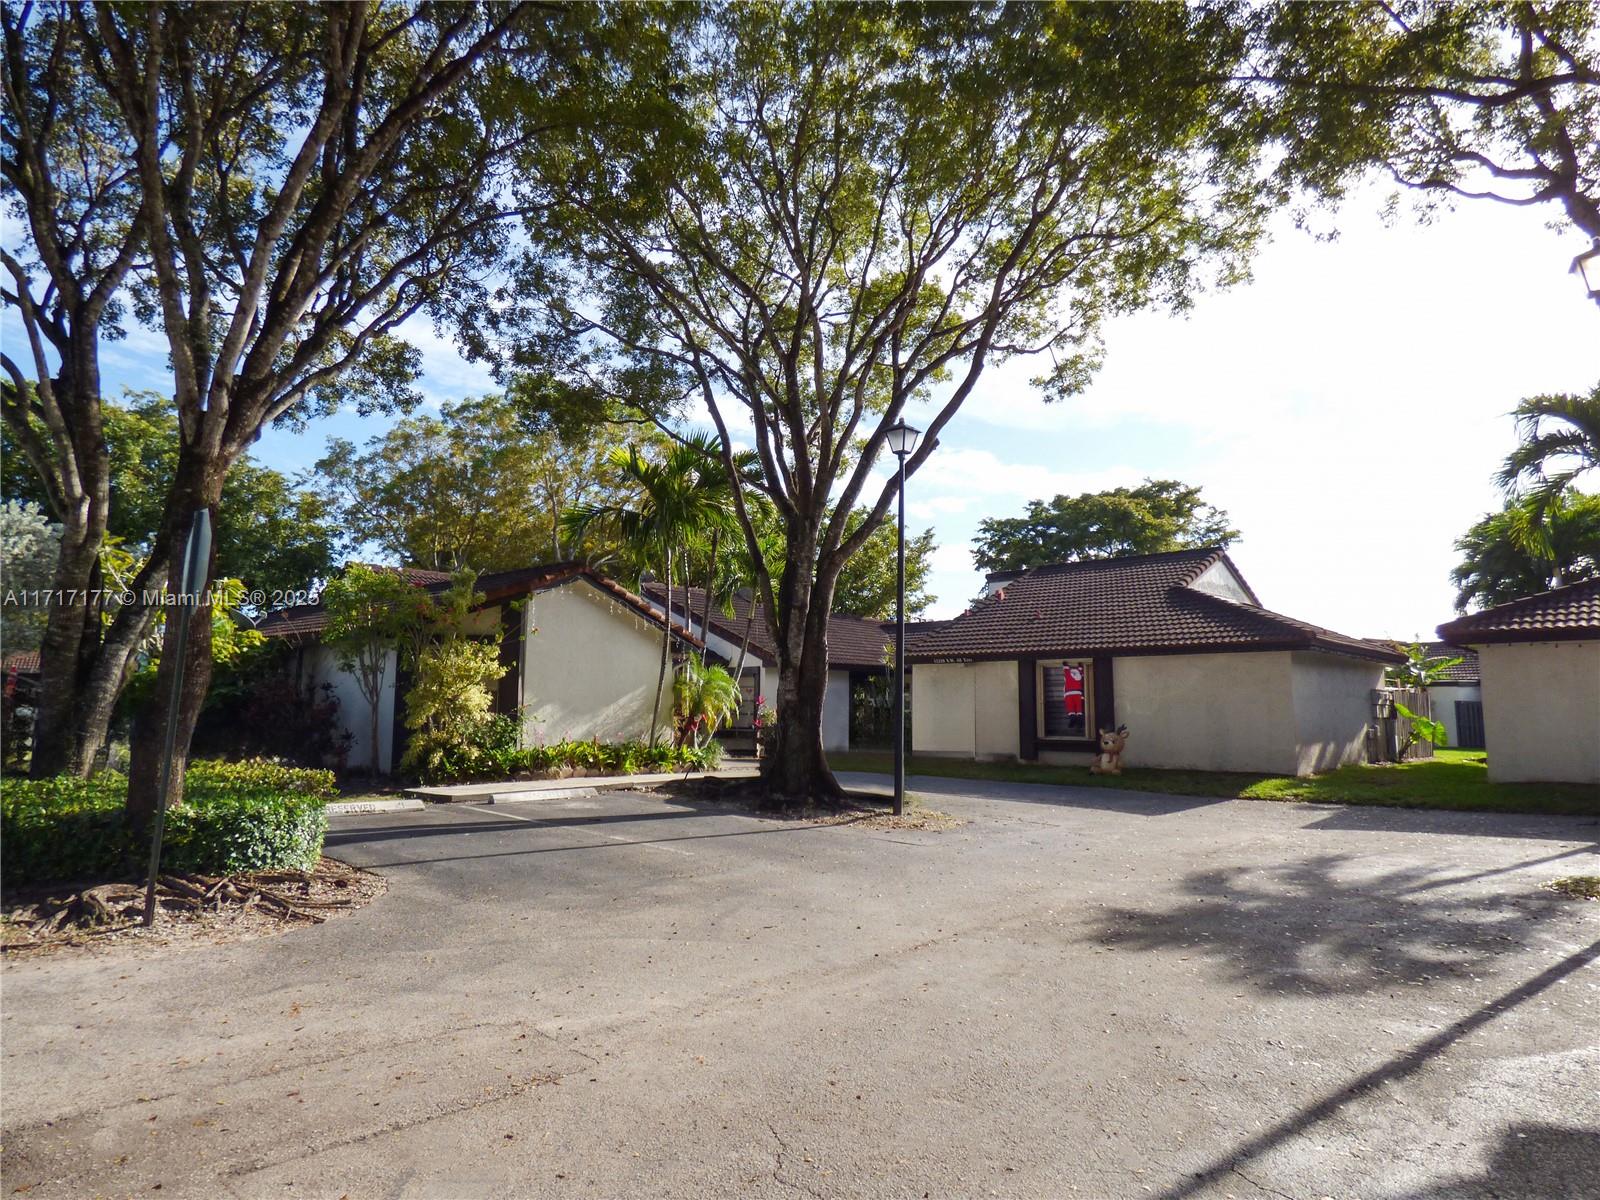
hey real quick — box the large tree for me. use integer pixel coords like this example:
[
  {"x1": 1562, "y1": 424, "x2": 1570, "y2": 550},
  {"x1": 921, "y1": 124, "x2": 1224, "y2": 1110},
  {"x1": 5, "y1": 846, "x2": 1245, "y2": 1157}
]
[
  {"x1": 1248, "y1": 1, "x2": 1600, "y2": 246},
  {"x1": 972, "y1": 480, "x2": 1238, "y2": 574},
  {"x1": 1451, "y1": 493, "x2": 1600, "y2": 611},
  {"x1": 3, "y1": 3, "x2": 579, "y2": 817},
  {"x1": 312, "y1": 391, "x2": 629, "y2": 573},
  {"x1": 500, "y1": 3, "x2": 1276, "y2": 800}
]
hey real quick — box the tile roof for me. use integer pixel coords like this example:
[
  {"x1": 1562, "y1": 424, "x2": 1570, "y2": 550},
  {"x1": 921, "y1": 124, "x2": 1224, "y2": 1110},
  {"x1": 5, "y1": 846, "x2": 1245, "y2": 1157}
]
[
  {"x1": 908, "y1": 549, "x2": 1401, "y2": 664},
  {"x1": 3, "y1": 649, "x2": 40, "y2": 673},
  {"x1": 1436, "y1": 578, "x2": 1600, "y2": 645},
  {"x1": 641, "y1": 584, "x2": 893, "y2": 670},
  {"x1": 257, "y1": 563, "x2": 705, "y2": 650}
]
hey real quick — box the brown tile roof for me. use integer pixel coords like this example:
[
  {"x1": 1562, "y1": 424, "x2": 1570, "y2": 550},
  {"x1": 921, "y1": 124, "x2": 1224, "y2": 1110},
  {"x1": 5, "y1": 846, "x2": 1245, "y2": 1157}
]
[
  {"x1": 3, "y1": 649, "x2": 40, "y2": 674},
  {"x1": 641, "y1": 584, "x2": 893, "y2": 670},
  {"x1": 257, "y1": 563, "x2": 705, "y2": 650},
  {"x1": 1436, "y1": 578, "x2": 1600, "y2": 645},
  {"x1": 908, "y1": 549, "x2": 1401, "y2": 664}
]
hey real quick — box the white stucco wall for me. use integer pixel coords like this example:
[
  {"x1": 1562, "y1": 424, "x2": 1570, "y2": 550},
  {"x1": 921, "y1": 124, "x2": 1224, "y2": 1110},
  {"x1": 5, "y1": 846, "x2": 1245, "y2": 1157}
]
[
  {"x1": 912, "y1": 662, "x2": 976, "y2": 756},
  {"x1": 1114, "y1": 651, "x2": 1301, "y2": 775},
  {"x1": 1429, "y1": 683, "x2": 1484, "y2": 749},
  {"x1": 1289, "y1": 652, "x2": 1384, "y2": 775},
  {"x1": 910, "y1": 660, "x2": 1018, "y2": 760},
  {"x1": 1475, "y1": 640, "x2": 1600, "y2": 783},
  {"x1": 302, "y1": 643, "x2": 397, "y2": 773},
  {"x1": 823, "y1": 669, "x2": 851, "y2": 752},
  {"x1": 973, "y1": 660, "x2": 1020, "y2": 759},
  {"x1": 523, "y1": 579, "x2": 675, "y2": 744}
]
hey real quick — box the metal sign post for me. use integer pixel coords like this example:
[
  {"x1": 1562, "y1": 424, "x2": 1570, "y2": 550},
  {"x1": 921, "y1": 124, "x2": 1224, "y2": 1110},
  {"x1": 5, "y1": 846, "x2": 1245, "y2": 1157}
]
[{"x1": 143, "y1": 510, "x2": 212, "y2": 926}]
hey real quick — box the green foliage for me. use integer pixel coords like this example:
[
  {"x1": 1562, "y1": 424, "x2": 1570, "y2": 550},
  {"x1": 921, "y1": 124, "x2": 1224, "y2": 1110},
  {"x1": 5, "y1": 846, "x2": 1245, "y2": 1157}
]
[
  {"x1": 1451, "y1": 494, "x2": 1600, "y2": 612},
  {"x1": 973, "y1": 480, "x2": 1239, "y2": 573},
  {"x1": 1394, "y1": 701, "x2": 1449, "y2": 756},
  {"x1": 1, "y1": 760, "x2": 334, "y2": 887},
  {"x1": 831, "y1": 509, "x2": 937, "y2": 620},
  {"x1": 672, "y1": 658, "x2": 741, "y2": 748},
  {"x1": 409, "y1": 732, "x2": 723, "y2": 786},
  {"x1": 1248, "y1": 3, "x2": 1600, "y2": 244},
  {"x1": 0, "y1": 394, "x2": 336, "y2": 602},
  {"x1": 398, "y1": 637, "x2": 508, "y2": 780},
  {"x1": 311, "y1": 392, "x2": 622, "y2": 572},
  {"x1": 1386, "y1": 643, "x2": 1465, "y2": 690},
  {"x1": 0, "y1": 499, "x2": 60, "y2": 651},
  {"x1": 1496, "y1": 383, "x2": 1600, "y2": 522}
]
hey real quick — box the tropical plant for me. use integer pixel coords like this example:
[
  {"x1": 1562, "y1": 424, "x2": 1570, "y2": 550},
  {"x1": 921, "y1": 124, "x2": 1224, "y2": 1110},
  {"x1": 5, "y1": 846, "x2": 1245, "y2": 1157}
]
[
  {"x1": 672, "y1": 658, "x2": 741, "y2": 750},
  {"x1": 399, "y1": 638, "x2": 509, "y2": 781},
  {"x1": 1394, "y1": 701, "x2": 1449, "y2": 760},
  {"x1": 1386, "y1": 643, "x2": 1465, "y2": 690},
  {"x1": 1495, "y1": 383, "x2": 1600, "y2": 528},
  {"x1": 1451, "y1": 493, "x2": 1600, "y2": 611},
  {"x1": 0, "y1": 500, "x2": 60, "y2": 652}
]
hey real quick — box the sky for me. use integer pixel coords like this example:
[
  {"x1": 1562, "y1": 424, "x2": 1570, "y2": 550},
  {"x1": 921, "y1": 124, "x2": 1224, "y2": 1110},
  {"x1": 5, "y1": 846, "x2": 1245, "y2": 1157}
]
[{"x1": 8, "y1": 180, "x2": 1597, "y2": 640}]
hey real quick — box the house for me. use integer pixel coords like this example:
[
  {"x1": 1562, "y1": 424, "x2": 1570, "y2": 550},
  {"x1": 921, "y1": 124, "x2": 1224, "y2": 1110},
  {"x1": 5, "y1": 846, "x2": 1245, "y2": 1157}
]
[
  {"x1": 1436, "y1": 579, "x2": 1600, "y2": 785},
  {"x1": 906, "y1": 549, "x2": 1403, "y2": 776},
  {"x1": 258, "y1": 563, "x2": 706, "y2": 773},
  {"x1": 638, "y1": 583, "x2": 891, "y2": 752}
]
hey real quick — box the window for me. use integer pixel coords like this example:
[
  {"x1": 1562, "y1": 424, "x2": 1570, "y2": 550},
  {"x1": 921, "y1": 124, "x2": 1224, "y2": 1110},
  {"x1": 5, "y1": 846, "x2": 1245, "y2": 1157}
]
[{"x1": 1038, "y1": 660, "x2": 1092, "y2": 740}]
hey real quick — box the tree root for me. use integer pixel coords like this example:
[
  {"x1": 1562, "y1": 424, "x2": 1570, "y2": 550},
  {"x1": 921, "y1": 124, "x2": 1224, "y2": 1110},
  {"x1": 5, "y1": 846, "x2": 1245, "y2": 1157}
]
[{"x1": 2, "y1": 860, "x2": 364, "y2": 945}]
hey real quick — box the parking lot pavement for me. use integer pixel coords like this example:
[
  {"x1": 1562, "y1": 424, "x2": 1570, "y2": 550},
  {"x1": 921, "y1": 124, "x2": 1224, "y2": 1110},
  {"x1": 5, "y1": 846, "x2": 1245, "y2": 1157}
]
[{"x1": 3, "y1": 780, "x2": 1597, "y2": 1199}]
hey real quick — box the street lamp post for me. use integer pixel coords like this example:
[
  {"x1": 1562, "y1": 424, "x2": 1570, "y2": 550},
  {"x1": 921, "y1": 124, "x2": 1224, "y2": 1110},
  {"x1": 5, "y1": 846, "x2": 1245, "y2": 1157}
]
[
  {"x1": 1573, "y1": 239, "x2": 1600, "y2": 306},
  {"x1": 885, "y1": 418, "x2": 921, "y2": 817}
]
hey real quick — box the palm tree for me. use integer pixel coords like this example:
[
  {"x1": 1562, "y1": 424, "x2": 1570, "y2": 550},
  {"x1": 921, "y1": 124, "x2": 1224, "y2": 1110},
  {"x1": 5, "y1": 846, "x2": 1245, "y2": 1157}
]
[
  {"x1": 671, "y1": 656, "x2": 742, "y2": 750},
  {"x1": 1497, "y1": 382, "x2": 1600, "y2": 510},
  {"x1": 562, "y1": 434, "x2": 738, "y2": 743}
]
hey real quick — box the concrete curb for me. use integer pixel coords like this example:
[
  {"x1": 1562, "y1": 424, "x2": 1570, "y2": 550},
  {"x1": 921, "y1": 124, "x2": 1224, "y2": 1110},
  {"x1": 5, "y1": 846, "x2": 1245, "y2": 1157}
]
[{"x1": 327, "y1": 797, "x2": 426, "y2": 816}]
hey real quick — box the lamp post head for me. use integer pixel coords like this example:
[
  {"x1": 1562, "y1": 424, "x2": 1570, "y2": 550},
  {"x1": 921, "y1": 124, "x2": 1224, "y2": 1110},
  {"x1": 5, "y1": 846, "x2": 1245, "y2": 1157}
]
[
  {"x1": 885, "y1": 418, "x2": 922, "y2": 458},
  {"x1": 1573, "y1": 238, "x2": 1600, "y2": 304}
]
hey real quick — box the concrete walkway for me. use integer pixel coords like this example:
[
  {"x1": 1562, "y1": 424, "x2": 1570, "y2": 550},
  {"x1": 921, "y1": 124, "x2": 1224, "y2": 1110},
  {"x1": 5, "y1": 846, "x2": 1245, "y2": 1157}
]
[{"x1": 405, "y1": 763, "x2": 759, "y2": 803}]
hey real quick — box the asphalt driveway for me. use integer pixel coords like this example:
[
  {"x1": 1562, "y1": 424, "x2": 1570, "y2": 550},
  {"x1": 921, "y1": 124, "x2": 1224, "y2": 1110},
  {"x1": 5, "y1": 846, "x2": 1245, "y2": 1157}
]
[{"x1": 3, "y1": 776, "x2": 1597, "y2": 1199}]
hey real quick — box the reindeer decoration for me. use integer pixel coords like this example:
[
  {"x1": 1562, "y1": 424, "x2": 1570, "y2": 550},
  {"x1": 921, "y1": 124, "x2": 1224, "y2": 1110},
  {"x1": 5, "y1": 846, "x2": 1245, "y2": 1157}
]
[{"x1": 1088, "y1": 725, "x2": 1130, "y2": 776}]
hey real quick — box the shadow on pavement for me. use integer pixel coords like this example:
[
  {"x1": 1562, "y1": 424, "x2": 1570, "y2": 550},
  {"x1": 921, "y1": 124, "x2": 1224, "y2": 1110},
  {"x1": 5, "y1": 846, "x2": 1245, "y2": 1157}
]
[
  {"x1": 837, "y1": 772, "x2": 1228, "y2": 817},
  {"x1": 1306, "y1": 804, "x2": 1600, "y2": 841},
  {"x1": 1391, "y1": 1122, "x2": 1600, "y2": 1200},
  {"x1": 1156, "y1": 940, "x2": 1600, "y2": 1200},
  {"x1": 1085, "y1": 853, "x2": 1578, "y2": 997}
]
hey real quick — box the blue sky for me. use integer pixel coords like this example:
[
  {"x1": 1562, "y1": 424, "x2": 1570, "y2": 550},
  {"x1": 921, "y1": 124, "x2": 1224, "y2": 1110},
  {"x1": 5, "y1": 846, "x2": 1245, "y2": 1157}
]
[{"x1": 8, "y1": 179, "x2": 1596, "y2": 640}]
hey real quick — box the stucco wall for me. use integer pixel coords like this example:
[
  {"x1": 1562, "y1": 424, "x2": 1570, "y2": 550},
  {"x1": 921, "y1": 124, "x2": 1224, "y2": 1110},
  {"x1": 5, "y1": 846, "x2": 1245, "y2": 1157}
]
[
  {"x1": 1476, "y1": 640, "x2": 1600, "y2": 783},
  {"x1": 523, "y1": 579, "x2": 675, "y2": 744},
  {"x1": 1428, "y1": 683, "x2": 1483, "y2": 749},
  {"x1": 912, "y1": 663, "x2": 976, "y2": 756},
  {"x1": 910, "y1": 660, "x2": 1019, "y2": 760},
  {"x1": 1113, "y1": 651, "x2": 1301, "y2": 775},
  {"x1": 823, "y1": 669, "x2": 851, "y2": 752},
  {"x1": 973, "y1": 660, "x2": 1020, "y2": 759},
  {"x1": 1289, "y1": 652, "x2": 1384, "y2": 774},
  {"x1": 303, "y1": 643, "x2": 396, "y2": 773}
]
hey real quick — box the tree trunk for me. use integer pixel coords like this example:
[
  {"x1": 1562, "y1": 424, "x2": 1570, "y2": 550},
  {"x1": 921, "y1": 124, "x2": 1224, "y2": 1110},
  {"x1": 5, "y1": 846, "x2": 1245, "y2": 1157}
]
[
  {"x1": 369, "y1": 670, "x2": 385, "y2": 777},
  {"x1": 699, "y1": 530, "x2": 718, "y2": 664},
  {"x1": 759, "y1": 532, "x2": 842, "y2": 804},
  {"x1": 650, "y1": 548, "x2": 672, "y2": 745},
  {"x1": 125, "y1": 458, "x2": 225, "y2": 826}
]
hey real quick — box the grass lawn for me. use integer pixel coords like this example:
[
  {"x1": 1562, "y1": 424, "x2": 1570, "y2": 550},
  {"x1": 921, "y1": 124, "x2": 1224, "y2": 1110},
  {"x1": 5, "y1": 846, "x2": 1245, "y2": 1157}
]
[{"x1": 827, "y1": 748, "x2": 1599, "y2": 818}]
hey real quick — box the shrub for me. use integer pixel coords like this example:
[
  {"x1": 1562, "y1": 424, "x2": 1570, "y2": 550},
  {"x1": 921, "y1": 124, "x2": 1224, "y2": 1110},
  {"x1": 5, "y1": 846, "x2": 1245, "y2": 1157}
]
[
  {"x1": 406, "y1": 731, "x2": 726, "y2": 785},
  {"x1": 1, "y1": 759, "x2": 334, "y2": 888}
]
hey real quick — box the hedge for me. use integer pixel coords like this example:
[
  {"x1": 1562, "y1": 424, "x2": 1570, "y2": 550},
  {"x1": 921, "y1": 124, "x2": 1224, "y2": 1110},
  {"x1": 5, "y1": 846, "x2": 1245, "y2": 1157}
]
[{"x1": 1, "y1": 759, "x2": 335, "y2": 888}]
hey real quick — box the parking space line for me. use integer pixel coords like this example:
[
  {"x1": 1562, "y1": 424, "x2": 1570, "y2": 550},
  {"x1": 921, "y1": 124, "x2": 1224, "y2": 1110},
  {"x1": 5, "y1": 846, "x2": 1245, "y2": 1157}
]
[{"x1": 463, "y1": 805, "x2": 695, "y2": 855}]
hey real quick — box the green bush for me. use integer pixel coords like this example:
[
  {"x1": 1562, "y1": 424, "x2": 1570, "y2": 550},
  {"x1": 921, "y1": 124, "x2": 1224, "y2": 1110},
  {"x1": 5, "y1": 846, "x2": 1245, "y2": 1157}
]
[
  {"x1": 1, "y1": 759, "x2": 334, "y2": 888},
  {"x1": 408, "y1": 730, "x2": 725, "y2": 784}
]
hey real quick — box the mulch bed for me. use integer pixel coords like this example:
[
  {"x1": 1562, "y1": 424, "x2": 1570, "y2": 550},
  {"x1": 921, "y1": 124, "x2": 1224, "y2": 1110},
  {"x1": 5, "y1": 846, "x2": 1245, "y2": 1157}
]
[{"x1": 0, "y1": 856, "x2": 385, "y2": 958}]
